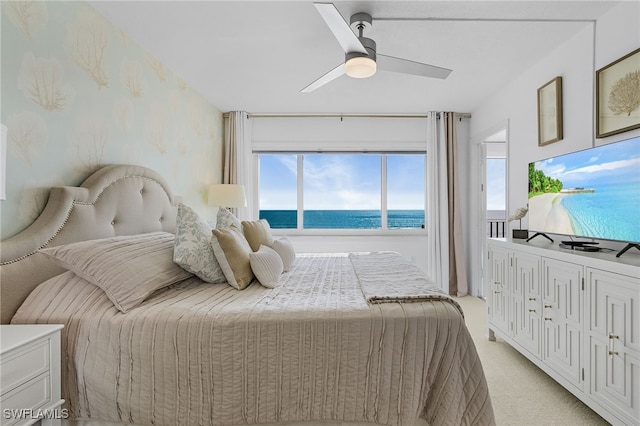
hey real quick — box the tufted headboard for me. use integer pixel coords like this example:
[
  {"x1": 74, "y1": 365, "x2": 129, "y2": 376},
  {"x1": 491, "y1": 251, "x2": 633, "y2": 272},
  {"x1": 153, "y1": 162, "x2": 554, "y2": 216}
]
[{"x1": 0, "y1": 164, "x2": 180, "y2": 323}]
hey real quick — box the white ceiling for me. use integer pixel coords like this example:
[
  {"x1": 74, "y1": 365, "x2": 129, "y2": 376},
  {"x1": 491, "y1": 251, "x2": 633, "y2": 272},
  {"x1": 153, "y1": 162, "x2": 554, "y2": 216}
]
[{"x1": 88, "y1": 1, "x2": 619, "y2": 114}]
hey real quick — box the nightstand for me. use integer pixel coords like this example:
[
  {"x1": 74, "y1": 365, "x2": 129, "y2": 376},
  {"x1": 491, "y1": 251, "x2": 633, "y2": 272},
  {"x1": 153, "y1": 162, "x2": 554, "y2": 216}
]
[{"x1": 1, "y1": 324, "x2": 65, "y2": 426}]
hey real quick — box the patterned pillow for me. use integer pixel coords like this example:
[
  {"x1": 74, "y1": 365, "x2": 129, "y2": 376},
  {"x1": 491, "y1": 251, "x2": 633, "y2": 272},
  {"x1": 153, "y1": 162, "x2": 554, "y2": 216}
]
[
  {"x1": 39, "y1": 232, "x2": 193, "y2": 313},
  {"x1": 173, "y1": 204, "x2": 226, "y2": 283},
  {"x1": 270, "y1": 237, "x2": 296, "y2": 271},
  {"x1": 211, "y1": 225, "x2": 254, "y2": 290},
  {"x1": 249, "y1": 245, "x2": 283, "y2": 289},
  {"x1": 216, "y1": 207, "x2": 241, "y2": 230},
  {"x1": 242, "y1": 219, "x2": 274, "y2": 252}
]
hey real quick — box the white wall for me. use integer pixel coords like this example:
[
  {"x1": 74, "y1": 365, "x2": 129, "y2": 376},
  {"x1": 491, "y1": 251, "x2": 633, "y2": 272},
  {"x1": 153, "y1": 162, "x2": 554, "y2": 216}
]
[
  {"x1": 251, "y1": 116, "x2": 429, "y2": 151},
  {"x1": 470, "y1": 2, "x2": 640, "y2": 252}
]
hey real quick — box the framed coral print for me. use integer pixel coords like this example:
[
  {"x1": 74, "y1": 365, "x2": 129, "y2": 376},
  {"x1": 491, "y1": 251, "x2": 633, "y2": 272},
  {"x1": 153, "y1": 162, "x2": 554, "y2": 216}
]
[
  {"x1": 596, "y1": 48, "x2": 640, "y2": 138},
  {"x1": 537, "y1": 76, "x2": 563, "y2": 146}
]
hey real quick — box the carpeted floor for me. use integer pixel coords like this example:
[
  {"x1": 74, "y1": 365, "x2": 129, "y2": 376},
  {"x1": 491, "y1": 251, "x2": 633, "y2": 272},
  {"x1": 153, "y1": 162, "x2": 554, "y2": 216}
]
[{"x1": 455, "y1": 295, "x2": 610, "y2": 426}]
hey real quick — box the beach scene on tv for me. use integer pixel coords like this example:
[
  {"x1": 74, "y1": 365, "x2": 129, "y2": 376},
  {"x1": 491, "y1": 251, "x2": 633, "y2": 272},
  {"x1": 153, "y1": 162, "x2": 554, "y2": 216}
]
[{"x1": 528, "y1": 136, "x2": 640, "y2": 243}]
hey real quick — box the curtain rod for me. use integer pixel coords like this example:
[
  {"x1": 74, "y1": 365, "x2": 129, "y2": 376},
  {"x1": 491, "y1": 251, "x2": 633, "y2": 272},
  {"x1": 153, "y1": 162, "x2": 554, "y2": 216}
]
[{"x1": 223, "y1": 113, "x2": 472, "y2": 119}]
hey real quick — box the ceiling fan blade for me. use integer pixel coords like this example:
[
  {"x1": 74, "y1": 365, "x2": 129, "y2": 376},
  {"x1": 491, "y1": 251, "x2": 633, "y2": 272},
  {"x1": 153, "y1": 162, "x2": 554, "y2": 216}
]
[
  {"x1": 301, "y1": 63, "x2": 346, "y2": 93},
  {"x1": 377, "y1": 54, "x2": 452, "y2": 80},
  {"x1": 314, "y1": 3, "x2": 367, "y2": 55}
]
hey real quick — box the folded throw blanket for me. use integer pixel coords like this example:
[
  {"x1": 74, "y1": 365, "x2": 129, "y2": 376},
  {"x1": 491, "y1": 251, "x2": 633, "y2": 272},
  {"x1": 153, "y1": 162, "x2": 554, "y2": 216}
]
[{"x1": 349, "y1": 251, "x2": 463, "y2": 315}]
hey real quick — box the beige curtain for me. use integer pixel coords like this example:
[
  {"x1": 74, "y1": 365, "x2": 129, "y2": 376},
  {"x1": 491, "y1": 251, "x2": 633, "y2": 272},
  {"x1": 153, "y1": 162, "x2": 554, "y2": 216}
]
[
  {"x1": 426, "y1": 112, "x2": 468, "y2": 296},
  {"x1": 444, "y1": 113, "x2": 468, "y2": 296},
  {"x1": 223, "y1": 111, "x2": 250, "y2": 219},
  {"x1": 223, "y1": 111, "x2": 243, "y2": 184}
]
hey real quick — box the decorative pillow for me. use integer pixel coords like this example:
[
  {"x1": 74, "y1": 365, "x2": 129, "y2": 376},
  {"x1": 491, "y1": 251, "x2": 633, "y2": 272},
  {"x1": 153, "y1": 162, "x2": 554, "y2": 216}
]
[
  {"x1": 249, "y1": 245, "x2": 283, "y2": 289},
  {"x1": 270, "y1": 236, "x2": 296, "y2": 271},
  {"x1": 211, "y1": 225, "x2": 254, "y2": 290},
  {"x1": 216, "y1": 207, "x2": 241, "y2": 230},
  {"x1": 242, "y1": 219, "x2": 274, "y2": 252},
  {"x1": 39, "y1": 232, "x2": 193, "y2": 313},
  {"x1": 173, "y1": 204, "x2": 226, "y2": 283}
]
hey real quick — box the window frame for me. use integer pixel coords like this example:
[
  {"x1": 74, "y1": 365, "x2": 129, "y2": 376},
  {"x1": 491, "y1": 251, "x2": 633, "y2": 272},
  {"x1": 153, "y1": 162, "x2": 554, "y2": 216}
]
[{"x1": 255, "y1": 151, "x2": 427, "y2": 235}]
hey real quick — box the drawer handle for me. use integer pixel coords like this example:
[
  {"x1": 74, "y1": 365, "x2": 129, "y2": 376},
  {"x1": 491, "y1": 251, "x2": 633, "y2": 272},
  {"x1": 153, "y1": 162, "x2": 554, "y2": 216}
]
[
  {"x1": 544, "y1": 304, "x2": 553, "y2": 308},
  {"x1": 544, "y1": 317, "x2": 552, "y2": 321},
  {"x1": 609, "y1": 334, "x2": 619, "y2": 339},
  {"x1": 528, "y1": 309, "x2": 536, "y2": 313},
  {"x1": 528, "y1": 297, "x2": 536, "y2": 301},
  {"x1": 608, "y1": 351, "x2": 619, "y2": 356}
]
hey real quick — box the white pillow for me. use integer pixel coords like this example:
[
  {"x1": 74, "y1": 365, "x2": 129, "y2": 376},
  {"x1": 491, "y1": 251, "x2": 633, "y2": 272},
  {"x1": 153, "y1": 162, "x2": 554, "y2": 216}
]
[
  {"x1": 216, "y1": 207, "x2": 241, "y2": 230},
  {"x1": 249, "y1": 245, "x2": 284, "y2": 289},
  {"x1": 270, "y1": 237, "x2": 295, "y2": 271},
  {"x1": 173, "y1": 204, "x2": 226, "y2": 283}
]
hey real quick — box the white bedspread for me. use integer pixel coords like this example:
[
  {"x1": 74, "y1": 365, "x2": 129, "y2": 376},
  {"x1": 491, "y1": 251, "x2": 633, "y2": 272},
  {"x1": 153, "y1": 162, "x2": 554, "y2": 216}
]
[{"x1": 12, "y1": 252, "x2": 494, "y2": 426}]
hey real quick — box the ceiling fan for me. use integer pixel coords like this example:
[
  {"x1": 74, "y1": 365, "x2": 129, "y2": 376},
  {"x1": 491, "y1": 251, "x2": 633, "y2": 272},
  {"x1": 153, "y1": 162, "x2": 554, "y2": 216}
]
[{"x1": 301, "y1": 3, "x2": 452, "y2": 93}]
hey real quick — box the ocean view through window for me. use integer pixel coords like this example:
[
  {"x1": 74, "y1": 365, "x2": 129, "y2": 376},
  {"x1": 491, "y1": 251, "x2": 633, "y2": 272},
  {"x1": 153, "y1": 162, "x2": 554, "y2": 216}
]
[{"x1": 258, "y1": 153, "x2": 426, "y2": 230}]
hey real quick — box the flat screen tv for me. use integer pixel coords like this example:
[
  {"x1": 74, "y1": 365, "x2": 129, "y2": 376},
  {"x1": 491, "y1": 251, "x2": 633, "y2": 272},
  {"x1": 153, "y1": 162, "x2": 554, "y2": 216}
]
[{"x1": 528, "y1": 136, "x2": 640, "y2": 257}]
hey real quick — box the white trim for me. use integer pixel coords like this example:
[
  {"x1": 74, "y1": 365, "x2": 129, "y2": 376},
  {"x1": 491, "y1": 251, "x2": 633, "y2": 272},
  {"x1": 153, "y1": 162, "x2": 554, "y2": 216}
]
[
  {"x1": 272, "y1": 228, "x2": 427, "y2": 237},
  {"x1": 380, "y1": 155, "x2": 388, "y2": 229},
  {"x1": 252, "y1": 140, "x2": 428, "y2": 153},
  {"x1": 297, "y1": 155, "x2": 304, "y2": 229}
]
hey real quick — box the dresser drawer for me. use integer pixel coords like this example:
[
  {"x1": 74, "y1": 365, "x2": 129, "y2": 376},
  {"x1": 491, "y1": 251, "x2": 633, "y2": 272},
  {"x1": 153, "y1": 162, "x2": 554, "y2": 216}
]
[
  {"x1": 0, "y1": 373, "x2": 51, "y2": 426},
  {"x1": 1, "y1": 339, "x2": 49, "y2": 394},
  {"x1": 0, "y1": 324, "x2": 64, "y2": 426}
]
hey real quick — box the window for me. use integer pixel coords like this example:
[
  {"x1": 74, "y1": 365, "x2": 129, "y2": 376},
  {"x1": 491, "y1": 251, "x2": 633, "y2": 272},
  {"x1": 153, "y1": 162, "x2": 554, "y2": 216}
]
[
  {"x1": 258, "y1": 153, "x2": 425, "y2": 230},
  {"x1": 258, "y1": 154, "x2": 298, "y2": 228},
  {"x1": 486, "y1": 157, "x2": 506, "y2": 218},
  {"x1": 387, "y1": 154, "x2": 425, "y2": 229},
  {"x1": 486, "y1": 157, "x2": 506, "y2": 237}
]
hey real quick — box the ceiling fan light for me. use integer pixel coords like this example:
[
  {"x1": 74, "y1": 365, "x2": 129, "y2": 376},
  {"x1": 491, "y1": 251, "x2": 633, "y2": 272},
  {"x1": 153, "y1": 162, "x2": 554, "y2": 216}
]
[{"x1": 345, "y1": 56, "x2": 376, "y2": 78}]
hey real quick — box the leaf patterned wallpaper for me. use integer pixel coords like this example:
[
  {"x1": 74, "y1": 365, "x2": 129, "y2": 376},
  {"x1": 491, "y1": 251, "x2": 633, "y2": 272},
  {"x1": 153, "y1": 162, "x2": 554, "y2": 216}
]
[{"x1": 1, "y1": 1, "x2": 224, "y2": 239}]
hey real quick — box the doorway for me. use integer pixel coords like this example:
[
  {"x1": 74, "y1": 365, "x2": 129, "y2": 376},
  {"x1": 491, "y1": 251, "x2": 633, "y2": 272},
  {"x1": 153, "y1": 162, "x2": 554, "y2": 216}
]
[{"x1": 472, "y1": 125, "x2": 508, "y2": 299}]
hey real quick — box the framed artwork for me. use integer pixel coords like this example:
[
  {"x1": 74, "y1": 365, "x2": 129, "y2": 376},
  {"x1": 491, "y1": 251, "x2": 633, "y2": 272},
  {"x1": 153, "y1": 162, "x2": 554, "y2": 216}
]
[
  {"x1": 596, "y1": 48, "x2": 640, "y2": 138},
  {"x1": 537, "y1": 76, "x2": 563, "y2": 146}
]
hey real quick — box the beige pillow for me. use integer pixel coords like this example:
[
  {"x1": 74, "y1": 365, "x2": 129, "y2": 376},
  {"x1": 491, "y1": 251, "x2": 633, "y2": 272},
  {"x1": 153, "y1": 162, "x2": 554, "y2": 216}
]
[
  {"x1": 39, "y1": 232, "x2": 193, "y2": 313},
  {"x1": 211, "y1": 225, "x2": 254, "y2": 290},
  {"x1": 270, "y1": 237, "x2": 295, "y2": 271},
  {"x1": 242, "y1": 219, "x2": 274, "y2": 252},
  {"x1": 249, "y1": 245, "x2": 283, "y2": 289}
]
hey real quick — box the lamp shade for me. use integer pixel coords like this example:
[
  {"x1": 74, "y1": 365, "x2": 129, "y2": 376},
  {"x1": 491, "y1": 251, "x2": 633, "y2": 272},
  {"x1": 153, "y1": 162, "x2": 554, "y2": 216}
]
[
  {"x1": 208, "y1": 184, "x2": 246, "y2": 208},
  {"x1": 345, "y1": 56, "x2": 376, "y2": 78}
]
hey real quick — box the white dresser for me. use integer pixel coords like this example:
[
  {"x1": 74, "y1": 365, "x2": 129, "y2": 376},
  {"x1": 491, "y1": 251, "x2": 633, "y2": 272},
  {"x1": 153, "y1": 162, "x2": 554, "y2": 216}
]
[
  {"x1": 486, "y1": 238, "x2": 640, "y2": 426},
  {"x1": 1, "y1": 325, "x2": 65, "y2": 426}
]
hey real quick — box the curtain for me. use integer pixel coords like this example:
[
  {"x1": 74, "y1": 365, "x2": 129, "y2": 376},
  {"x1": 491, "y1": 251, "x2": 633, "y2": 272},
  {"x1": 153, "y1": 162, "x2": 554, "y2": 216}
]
[
  {"x1": 426, "y1": 112, "x2": 468, "y2": 296},
  {"x1": 444, "y1": 113, "x2": 468, "y2": 296},
  {"x1": 426, "y1": 112, "x2": 448, "y2": 292},
  {"x1": 223, "y1": 111, "x2": 251, "y2": 219}
]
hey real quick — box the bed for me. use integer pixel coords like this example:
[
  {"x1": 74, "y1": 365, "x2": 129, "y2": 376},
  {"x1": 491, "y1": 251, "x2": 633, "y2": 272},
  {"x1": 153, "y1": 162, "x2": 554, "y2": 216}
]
[{"x1": 1, "y1": 164, "x2": 494, "y2": 426}]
